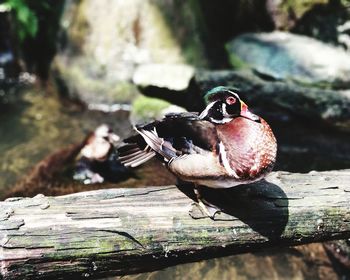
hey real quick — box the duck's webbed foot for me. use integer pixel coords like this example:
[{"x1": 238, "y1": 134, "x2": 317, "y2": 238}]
[{"x1": 192, "y1": 185, "x2": 221, "y2": 219}]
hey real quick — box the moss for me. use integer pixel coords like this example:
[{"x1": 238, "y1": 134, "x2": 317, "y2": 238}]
[
  {"x1": 131, "y1": 95, "x2": 172, "y2": 121},
  {"x1": 43, "y1": 235, "x2": 138, "y2": 260},
  {"x1": 109, "y1": 82, "x2": 139, "y2": 103},
  {"x1": 225, "y1": 48, "x2": 249, "y2": 70},
  {"x1": 291, "y1": 79, "x2": 339, "y2": 90}
]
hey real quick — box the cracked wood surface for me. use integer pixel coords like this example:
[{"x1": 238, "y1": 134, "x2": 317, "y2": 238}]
[{"x1": 0, "y1": 169, "x2": 350, "y2": 279}]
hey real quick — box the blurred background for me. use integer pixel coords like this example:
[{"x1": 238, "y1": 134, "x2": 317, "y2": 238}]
[{"x1": 1, "y1": 0, "x2": 350, "y2": 279}]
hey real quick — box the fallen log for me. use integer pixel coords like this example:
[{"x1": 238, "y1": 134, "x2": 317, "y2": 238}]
[
  {"x1": 134, "y1": 66, "x2": 350, "y2": 132},
  {"x1": 1, "y1": 169, "x2": 350, "y2": 279}
]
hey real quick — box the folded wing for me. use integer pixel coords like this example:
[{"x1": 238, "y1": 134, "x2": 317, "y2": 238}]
[{"x1": 118, "y1": 112, "x2": 218, "y2": 168}]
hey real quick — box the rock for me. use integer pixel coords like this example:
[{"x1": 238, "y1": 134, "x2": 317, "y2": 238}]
[
  {"x1": 52, "y1": 0, "x2": 208, "y2": 106},
  {"x1": 226, "y1": 31, "x2": 350, "y2": 87},
  {"x1": 133, "y1": 63, "x2": 204, "y2": 112},
  {"x1": 133, "y1": 63, "x2": 194, "y2": 91}
]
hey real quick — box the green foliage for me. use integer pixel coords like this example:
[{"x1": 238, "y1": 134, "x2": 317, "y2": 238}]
[
  {"x1": 280, "y1": 0, "x2": 328, "y2": 18},
  {"x1": 0, "y1": 0, "x2": 48, "y2": 41},
  {"x1": 341, "y1": 0, "x2": 350, "y2": 6}
]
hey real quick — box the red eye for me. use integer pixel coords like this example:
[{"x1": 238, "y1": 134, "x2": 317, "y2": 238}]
[{"x1": 226, "y1": 96, "x2": 236, "y2": 105}]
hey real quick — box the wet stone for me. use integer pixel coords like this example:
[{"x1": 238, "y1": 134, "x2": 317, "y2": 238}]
[{"x1": 226, "y1": 31, "x2": 350, "y2": 87}]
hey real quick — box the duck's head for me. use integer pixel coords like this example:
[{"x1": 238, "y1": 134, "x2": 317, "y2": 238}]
[{"x1": 199, "y1": 86, "x2": 260, "y2": 124}]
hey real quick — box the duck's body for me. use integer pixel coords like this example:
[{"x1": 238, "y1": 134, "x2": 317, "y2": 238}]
[
  {"x1": 118, "y1": 87, "x2": 277, "y2": 190},
  {"x1": 212, "y1": 117, "x2": 276, "y2": 186}
]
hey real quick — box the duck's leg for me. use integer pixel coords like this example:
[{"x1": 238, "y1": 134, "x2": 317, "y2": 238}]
[{"x1": 193, "y1": 184, "x2": 220, "y2": 219}]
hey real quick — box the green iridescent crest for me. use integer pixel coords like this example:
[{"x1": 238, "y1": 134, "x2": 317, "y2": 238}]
[{"x1": 203, "y1": 86, "x2": 240, "y2": 104}]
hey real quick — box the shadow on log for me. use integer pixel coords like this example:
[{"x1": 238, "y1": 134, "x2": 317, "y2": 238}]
[
  {"x1": 0, "y1": 169, "x2": 350, "y2": 279},
  {"x1": 179, "y1": 181, "x2": 288, "y2": 239}
]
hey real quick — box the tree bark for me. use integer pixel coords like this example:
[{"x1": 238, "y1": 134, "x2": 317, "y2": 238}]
[{"x1": 1, "y1": 169, "x2": 350, "y2": 279}]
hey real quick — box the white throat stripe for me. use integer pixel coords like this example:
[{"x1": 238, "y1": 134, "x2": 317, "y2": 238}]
[
  {"x1": 219, "y1": 141, "x2": 239, "y2": 178},
  {"x1": 199, "y1": 101, "x2": 216, "y2": 119}
]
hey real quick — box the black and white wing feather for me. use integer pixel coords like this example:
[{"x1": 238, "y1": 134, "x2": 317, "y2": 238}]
[{"x1": 118, "y1": 112, "x2": 218, "y2": 168}]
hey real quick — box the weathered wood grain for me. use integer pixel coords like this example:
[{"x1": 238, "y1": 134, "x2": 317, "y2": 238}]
[{"x1": 1, "y1": 169, "x2": 350, "y2": 279}]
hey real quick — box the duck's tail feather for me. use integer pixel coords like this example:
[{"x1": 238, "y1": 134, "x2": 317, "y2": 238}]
[
  {"x1": 117, "y1": 142, "x2": 155, "y2": 168},
  {"x1": 135, "y1": 127, "x2": 177, "y2": 162},
  {"x1": 117, "y1": 126, "x2": 178, "y2": 168}
]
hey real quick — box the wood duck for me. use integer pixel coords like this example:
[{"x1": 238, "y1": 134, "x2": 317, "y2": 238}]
[
  {"x1": 74, "y1": 125, "x2": 131, "y2": 184},
  {"x1": 118, "y1": 86, "x2": 277, "y2": 216}
]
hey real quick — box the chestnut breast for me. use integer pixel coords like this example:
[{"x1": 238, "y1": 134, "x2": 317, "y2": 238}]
[{"x1": 216, "y1": 117, "x2": 277, "y2": 179}]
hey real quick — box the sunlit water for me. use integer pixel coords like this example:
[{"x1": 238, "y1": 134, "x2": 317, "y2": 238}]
[{"x1": 0, "y1": 87, "x2": 346, "y2": 279}]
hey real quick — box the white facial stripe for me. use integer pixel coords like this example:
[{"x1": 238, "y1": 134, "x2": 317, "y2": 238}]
[
  {"x1": 219, "y1": 142, "x2": 239, "y2": 178},
  {"x1": 201, "y1": 93, "x2": 240, "y2": 123},
  {"x1": 199, "y1": 101, "x2": 216, "y2": 119},
  {"x1": 201, "y1": 102, "x2": 234, "y2": 124},
  {"x1": 209, "y1": 117, "x2": 232, "y2": 124},
  {"x1": 226, "y1": 90, "x2": 240, "y2": 100}
]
